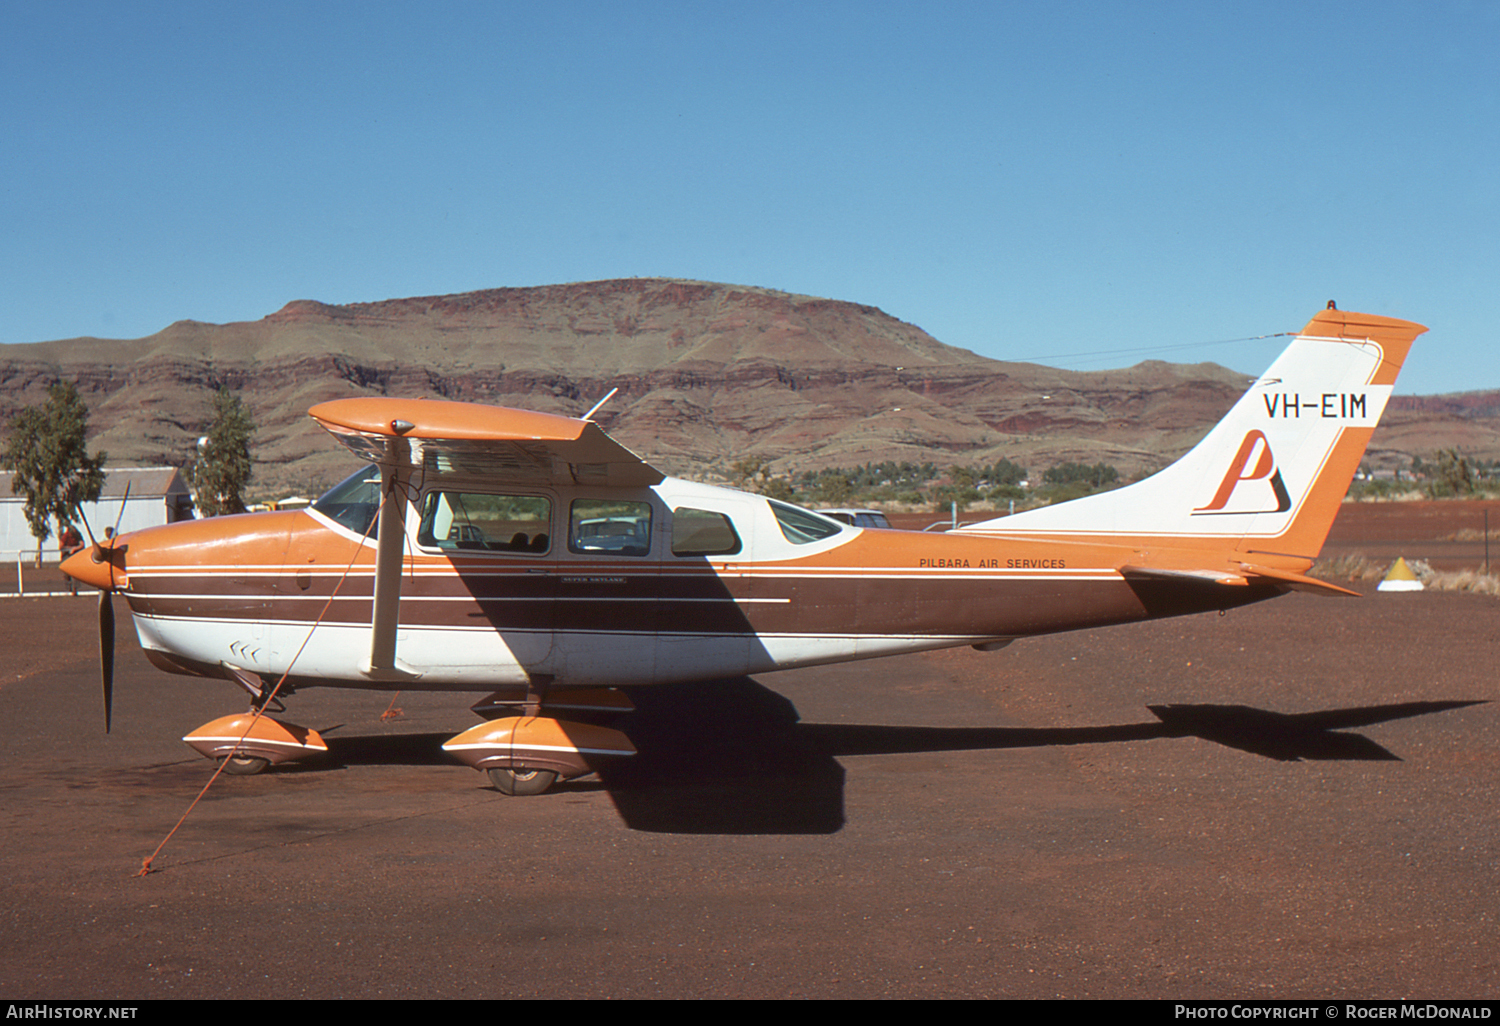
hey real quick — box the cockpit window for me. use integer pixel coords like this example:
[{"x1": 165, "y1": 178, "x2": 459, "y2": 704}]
[
  {"x1": 671, "y1": 507, "x2": 742, "y2": 556},
  {"x1": 769, "y1": 500, "x2": 844, "y2": 545},
  {"x1": 417, "y1": 492, "x2": 551, "y2": 553},
  {"x1": 312, "y1": 467, "x2": 382, "y2": 537}
]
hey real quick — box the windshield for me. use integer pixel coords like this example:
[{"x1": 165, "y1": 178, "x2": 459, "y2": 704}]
[
  {"x1": 312, "y1": 467, "x2": 382, "y2": 537},
  {"x1": 769, "y1": 500, "x2": 844, "y2": 545}
]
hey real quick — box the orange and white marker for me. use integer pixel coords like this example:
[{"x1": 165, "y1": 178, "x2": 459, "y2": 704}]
[{"x1": 1377, "y1": 557, "x2": 1424, "y2": 592}]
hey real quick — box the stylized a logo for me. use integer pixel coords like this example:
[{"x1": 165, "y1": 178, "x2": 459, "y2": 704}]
[{"x1": 1193, "y1": 430, "x2": 1292, "y2": 515}]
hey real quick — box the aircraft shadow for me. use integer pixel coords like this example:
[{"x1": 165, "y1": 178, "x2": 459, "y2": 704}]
[
  {"x1": 308, "y1": 681, "x2": 1482, "y2": 836},
  {"x1": 313, "y1": 731, "x2": 457, "y2": 768},
  {"x1": 601, "y1": 681, "x2": 1484, "y2": 835}
]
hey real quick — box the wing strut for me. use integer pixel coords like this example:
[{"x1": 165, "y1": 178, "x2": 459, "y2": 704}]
[{"x1": 365, "y1": 431, "x2": 418, "y2": 680}]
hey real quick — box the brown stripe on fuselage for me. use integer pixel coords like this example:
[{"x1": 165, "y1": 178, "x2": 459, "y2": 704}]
[{"x1": 121, "y1": 562, "x2": 1278, "y2": 640}]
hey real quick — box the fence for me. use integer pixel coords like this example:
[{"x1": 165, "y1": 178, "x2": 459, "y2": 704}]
[{"x1": 0, "y1": 548, "x2": 77, "y2": 597}]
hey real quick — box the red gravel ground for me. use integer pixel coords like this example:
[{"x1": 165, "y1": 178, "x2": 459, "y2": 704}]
[{"x1": 0, "y1": 502, "x2": 1495, "y2": 999}]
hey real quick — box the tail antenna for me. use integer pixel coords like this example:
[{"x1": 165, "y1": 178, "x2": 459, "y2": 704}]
[{"x1": 582, "y1": 387, "x2": 619, "y2": 421}]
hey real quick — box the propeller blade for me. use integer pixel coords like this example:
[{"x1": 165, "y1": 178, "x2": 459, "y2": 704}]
[
  {"x1": 111, "y1": 481, "x2": 130, "y2": 536},
  {"x1": 99, "y1": 588, "x2": 115, "y2": 733},
  {"x1": 102, "y1": 481, "x2": 130, "y2": 591},
  {"x1": 74, "y1": 502, "x2": 98, "y2": 548}
]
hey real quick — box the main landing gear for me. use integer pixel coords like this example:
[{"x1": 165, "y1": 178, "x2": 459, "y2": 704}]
[
  {"x1": 489, "y1": 766, "x2": 557, "y2": 797},
  {"x1": 443, "y1": 685, "x2": 637, "y2": 796}
]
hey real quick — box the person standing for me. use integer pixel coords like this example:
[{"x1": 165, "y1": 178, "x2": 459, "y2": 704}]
[{"x1": 58, "y1": 523, "x2": 83, "y2": 595}]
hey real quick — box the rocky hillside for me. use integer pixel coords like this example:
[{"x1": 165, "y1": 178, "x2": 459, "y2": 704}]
[{"x1": 1, "y1": 279, "x2": 1494, "y2": 496}]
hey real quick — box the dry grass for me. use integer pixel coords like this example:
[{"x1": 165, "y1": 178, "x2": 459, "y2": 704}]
[
  {"x1": 1309, "y1": 553, "x2": 1389, "y2": 582},
  {"x1": 1311, "y1": 552, "x2": 1500, "y2": 597},
  {"x1": 1423, "y1": 569, "x2": 1500, "y2": 597},
  {"x1": 1441, "y1": 527, "x2": 1500, "y2": 542}
]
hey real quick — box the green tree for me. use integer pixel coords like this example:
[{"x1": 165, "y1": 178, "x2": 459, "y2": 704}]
[
  {"x1": 762, "y1": 477, "x2": 797, "y2": 502},
  {"x1": 730, "y1": 457, "x2": 765, "y2": 487},
  {"x1": 948, "y1": 465, "x2": 976, "y2": 490},
  {"x1": 1427, "y1": 448, "x2": 1476, "y2": 498},
  {"x1": 191, "y1": 388, "x2": 255, "y2": 516},
  {"x1": 982, "y1": 458, "x2": 1027, "y2": 487},
  {"x1": 1043, "y1": 461, "x2": 1119, "y2": 489},
  {"x1": 730, "y1": 455, "x2": 796, "y2": 500},
  {"x1": 1, "y1": 382, "x2": 107, "y2": 563},
  {"x1": 813, "y1": 470, "x2": 853, "y2": 505}
]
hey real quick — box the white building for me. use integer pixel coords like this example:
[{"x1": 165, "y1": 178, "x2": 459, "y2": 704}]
[{"x1": 1, "y1": 467, "x2": 194, "y2": 562}]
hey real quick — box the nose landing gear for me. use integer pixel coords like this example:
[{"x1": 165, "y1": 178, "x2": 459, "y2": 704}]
[{"x1": 182, "y1": 713, "x2": 328, "y2": 773}]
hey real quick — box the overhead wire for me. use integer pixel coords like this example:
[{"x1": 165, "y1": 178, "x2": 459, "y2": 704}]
[{"x1": 1008, "y1": 332, "x2": 1294, "y2": 369}]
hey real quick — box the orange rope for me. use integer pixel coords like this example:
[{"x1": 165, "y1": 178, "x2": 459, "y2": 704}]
[{"x1": 136, "y1": 497, "x2": 392, "y2": 877}]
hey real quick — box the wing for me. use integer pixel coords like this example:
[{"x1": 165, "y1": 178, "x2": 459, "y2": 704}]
[
  {"x1": 308, "y1": 397, "x2": 664, "y2": 486},
  {"x1": 308, "y1": 397, "x2": 662, "y2": 680}
]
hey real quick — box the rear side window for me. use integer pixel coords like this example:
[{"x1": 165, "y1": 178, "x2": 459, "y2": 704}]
[
  {"x1": 671, "y1": 507, "x2": 742, "y2": 557},
  {"x1": 569, "y1": 499, "x2": 653, "y2": 556},
  {"x1": 770, "y1": 501, "x2": 843, "y2": 545}
]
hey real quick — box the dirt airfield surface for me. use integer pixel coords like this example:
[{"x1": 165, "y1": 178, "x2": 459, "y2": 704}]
[{"x1": 2, "y1": 505, "x2": 1498, "y2": 999}]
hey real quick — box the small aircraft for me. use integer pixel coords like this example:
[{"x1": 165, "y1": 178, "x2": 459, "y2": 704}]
[{"x1": 62, "y1": 306, "x2": 1426, "y2": 795}]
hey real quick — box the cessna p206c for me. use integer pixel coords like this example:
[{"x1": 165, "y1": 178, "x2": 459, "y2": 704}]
[{"x1": 63, "y1": 307, "x2": 1425, "y2": 795}]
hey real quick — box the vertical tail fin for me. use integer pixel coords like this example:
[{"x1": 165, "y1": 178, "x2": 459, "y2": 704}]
[{"x1": 965, "y1": 308, "x2": 1427, "y2": 560}]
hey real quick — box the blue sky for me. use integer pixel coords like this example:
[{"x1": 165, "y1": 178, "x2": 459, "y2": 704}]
[{"x1": 3, "y1": 1, "x2": 1496, "y2": 394}]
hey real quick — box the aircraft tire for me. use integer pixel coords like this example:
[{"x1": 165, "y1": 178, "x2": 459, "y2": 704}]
[
  {"x1": 487, "y1": 767, "x2": 557, "y2": 796},
  {"x1": 221, "y1": 754, "x2": 271, "y2": 776}
]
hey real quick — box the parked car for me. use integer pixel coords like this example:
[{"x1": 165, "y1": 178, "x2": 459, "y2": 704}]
[
  {"x1": 571, "y1": 515, "x2": 651, "y2": 555},
  {"x1": 814, "y1": 508, "x2": 892, "y2": 529}
]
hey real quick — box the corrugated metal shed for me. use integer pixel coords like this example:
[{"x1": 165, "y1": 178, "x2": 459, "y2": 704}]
[{"x1": 1, "y1": 467, "x2": 193, "y2": 560}]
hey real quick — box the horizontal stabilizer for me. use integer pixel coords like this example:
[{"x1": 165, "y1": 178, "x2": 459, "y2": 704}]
[
  {"x1": 1119, "y1": 565, "x2": 1248, "y2": 587},
  {"x1": 1119, "y1": 563, "x2": 1358, "y2": 597},
  {"x1": 1238, "y1": 563, "x2": 1360, "y2": 597}
]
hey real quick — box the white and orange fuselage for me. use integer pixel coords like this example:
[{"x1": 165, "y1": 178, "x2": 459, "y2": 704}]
[{"x1": 80, "y1": 483, "x2": 1284, "y2": 694}]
